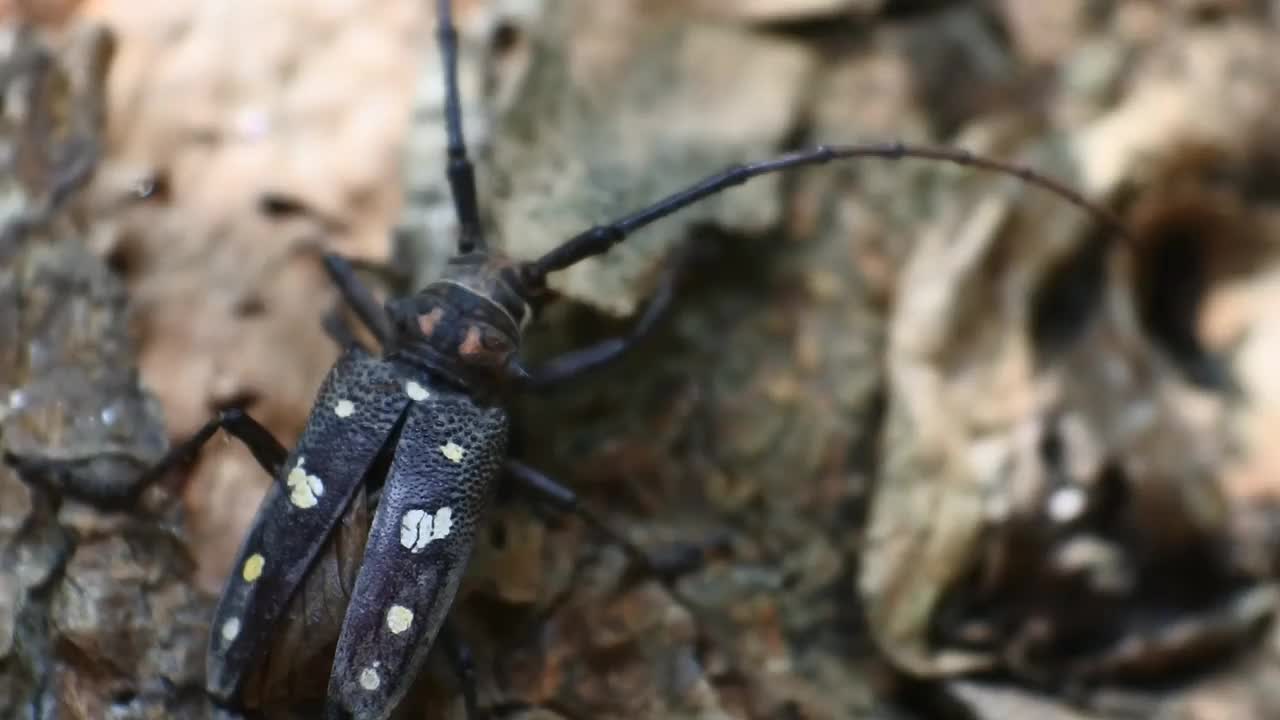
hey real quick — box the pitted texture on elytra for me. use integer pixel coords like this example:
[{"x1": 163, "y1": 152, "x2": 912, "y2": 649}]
[
  {"x1": 205, "y1": 347, "x2": 415, "y2": 704},
  {"x1": 327, "y1": 386, "x2": 507, "y2": 719}
]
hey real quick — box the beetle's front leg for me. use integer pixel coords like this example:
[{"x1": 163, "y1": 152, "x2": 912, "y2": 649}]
[
  {"x1": 320, "y1": 252, "x2": 396, "y2": 349},
  {"x1": 519, "y1": 248, "x2": 687, "y2": 391},
  {"x1": 321, "y1": 304, "x2": 366, "y2": 352},
  {"x1": 503, "y1": 460, "x2": 717, "y2": 583}
]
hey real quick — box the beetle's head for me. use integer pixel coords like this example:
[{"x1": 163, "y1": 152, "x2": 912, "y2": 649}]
[{"x1": 386, "y1": 251, "x2": 545, "y2": 389}]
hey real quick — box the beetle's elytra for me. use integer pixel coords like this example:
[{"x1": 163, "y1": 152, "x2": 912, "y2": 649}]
[{"x1": 31, "y1": 1, "x2": 1126, "y2": 718}]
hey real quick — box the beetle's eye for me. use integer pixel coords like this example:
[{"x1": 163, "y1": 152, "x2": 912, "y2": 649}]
[
  {"x1": 458, "y1": 324, "x2": 512, "y2": 367},
  {"x1": 481, "y1": 328, "x2": 512, "y2": 354}
]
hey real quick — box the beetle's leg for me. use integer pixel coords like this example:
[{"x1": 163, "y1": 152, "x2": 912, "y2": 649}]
[
  {"x1": 149, "y1": 408, "x2": 288, "y2": 495},
  {"x1": 321, "y1": 305, "x2": 366, "y2": 351},
  {"x1": 504, "y1": 460, "x2": 714, "y2": 582},
  {"x1": 440, "y1": 621, "x2": 481, "y2": 720},
  {"x1": 165, "y1": 407, "x2": 289, "y2": 479},
  {"x1": 5, "y1": 408, "x2": 288, "y2": 508},
  {"x1": 520, "y1": 249, "x2": 683, "y2": 391},
  {"x1": 320, "y1": 252, "x2": 395, "y2": 348},
  {"x1": 521, "y1": 277, "x2": 672, "y2": 390}
]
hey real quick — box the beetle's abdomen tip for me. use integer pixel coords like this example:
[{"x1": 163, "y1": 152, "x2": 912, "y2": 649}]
[
  {"x1": 322, "y1": 700, "x2": 356, "y2": 720},
  {"x1": 323, "y1": 690, "x2": 380, "y2": 720},
  {"x1": 204, "y1": 667, "x2": 239, "y2": 708}
]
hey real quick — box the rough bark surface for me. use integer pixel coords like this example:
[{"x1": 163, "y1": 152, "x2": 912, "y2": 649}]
[{"x1": 6, "y1": 1, "x2": 1280, "y2": 719}]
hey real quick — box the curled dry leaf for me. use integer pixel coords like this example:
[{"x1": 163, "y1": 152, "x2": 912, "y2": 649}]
[
  {"x1": 859, "y1": 13, "x2": 1280, "y2": 689},
  {"x1": 683, "y1": 0, "x2": 883, "y2": 24},
  {"x1": 948, "y1": 679, "x2": 1102, "y2": 720}
]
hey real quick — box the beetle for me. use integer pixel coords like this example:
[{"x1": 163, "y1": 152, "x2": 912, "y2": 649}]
[{"x1": 41, "y1": 1, "x2": 1128, "y2": 718}]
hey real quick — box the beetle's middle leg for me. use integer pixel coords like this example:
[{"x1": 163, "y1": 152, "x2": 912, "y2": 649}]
[
  {"x1": 140, "y1": 408, "x2": 291, "y2": 503},
  {"x1": 6, "y1": 408, "x2": 290, "y2": 509},
  {"x1": 503, "y1": 460, "x2": 716, "y2": 583},
  {"x1": 163, "y1": 407, "x2": 289, "y2": 480}
]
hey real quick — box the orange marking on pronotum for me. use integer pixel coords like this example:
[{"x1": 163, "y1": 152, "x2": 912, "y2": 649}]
[{"x1": 417, "y1": 307, "x2": 445, "y2": 337}]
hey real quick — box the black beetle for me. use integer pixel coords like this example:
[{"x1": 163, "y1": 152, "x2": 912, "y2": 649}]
[{"x1": 35, "y1": 1, "x2": 1128, "y2": 718}]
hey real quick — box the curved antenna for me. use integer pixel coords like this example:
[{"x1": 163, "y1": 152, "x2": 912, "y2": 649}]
[
  {"x1": 436, "y1": 0, "x2": 485, "y2": 253},
  {"x1": 529, "y1": 142, "x2": 1128, "y2": 280}
]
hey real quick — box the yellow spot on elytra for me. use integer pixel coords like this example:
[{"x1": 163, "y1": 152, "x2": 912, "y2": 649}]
[
  {"x1": 440, "y1": 441, "x2": 465, "y2": 463},
  {"x1": 334, "y1": 399, "x2": 355, "y2": 418},
  {"x1": 405, "y1": 381, "x2": 429, "y2": 401},
  {"x1": 359, "y1": 666, "x2": 380, "y2": 691},
  {"x1": 386, "y1": 605, "x2": 414, "y2": 634},
  {"x1": 286, "y1": 457, "x2": 325, "y2": 509},
  {"x1": 221, "y1": 617, "x2": 241, "y2": 643},
  {"x1": 242, "y1": 553, "x2": 265, "y2": 582},
  {"x1": 399, "y1": 507, "x2": 455, "y2": 552}
]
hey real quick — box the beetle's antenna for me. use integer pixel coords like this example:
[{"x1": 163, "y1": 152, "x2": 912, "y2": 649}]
[
  {"x1": 436, "y1": 0, "x2": 485, "y2": 254},
  {"x1": 528, "y1": 142, "x2": 1128, "y2": 280}
]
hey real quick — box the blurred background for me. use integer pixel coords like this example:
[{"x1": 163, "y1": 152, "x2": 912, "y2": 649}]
[{"x1": 5, "y1": 0, "x2": 1280, "y2": 718}]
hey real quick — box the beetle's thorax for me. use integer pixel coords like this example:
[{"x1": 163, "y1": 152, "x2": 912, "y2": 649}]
[{"x1": 385, "y1": 252, "x2": 533, "y2": 391}]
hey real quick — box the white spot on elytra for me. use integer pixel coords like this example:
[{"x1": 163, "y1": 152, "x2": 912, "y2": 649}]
[
  {"x1": 359, "y1": 666, "x2": 381, "y2": 691},
  {"x1": 439, "y1": 441, "x2": 465, "y2": 463},
  {"x1": 221, "y1": 617, "x2": 241, "y2": 643},
  {"x1": 386, "y1": 605, "x2": 414, "y2": 634},
  {"x1": 405, "y1": 381, "x2": 429, "y2": 401},
  {"x1": 286, "y1": 457, "x2": 325, "y2": 509},
  {"x1": 334, "y1": 399, "x2": 355, "y2": 418},
  {"x1": 242, "y1": 553, "x2": 265, "y2": 582},
  {"x1": 399, "y1": 507, "x2": 454, "y2": 552},
  {"x1": 1048, "y1": 486, "x2": 1087, "y2": 524}
]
